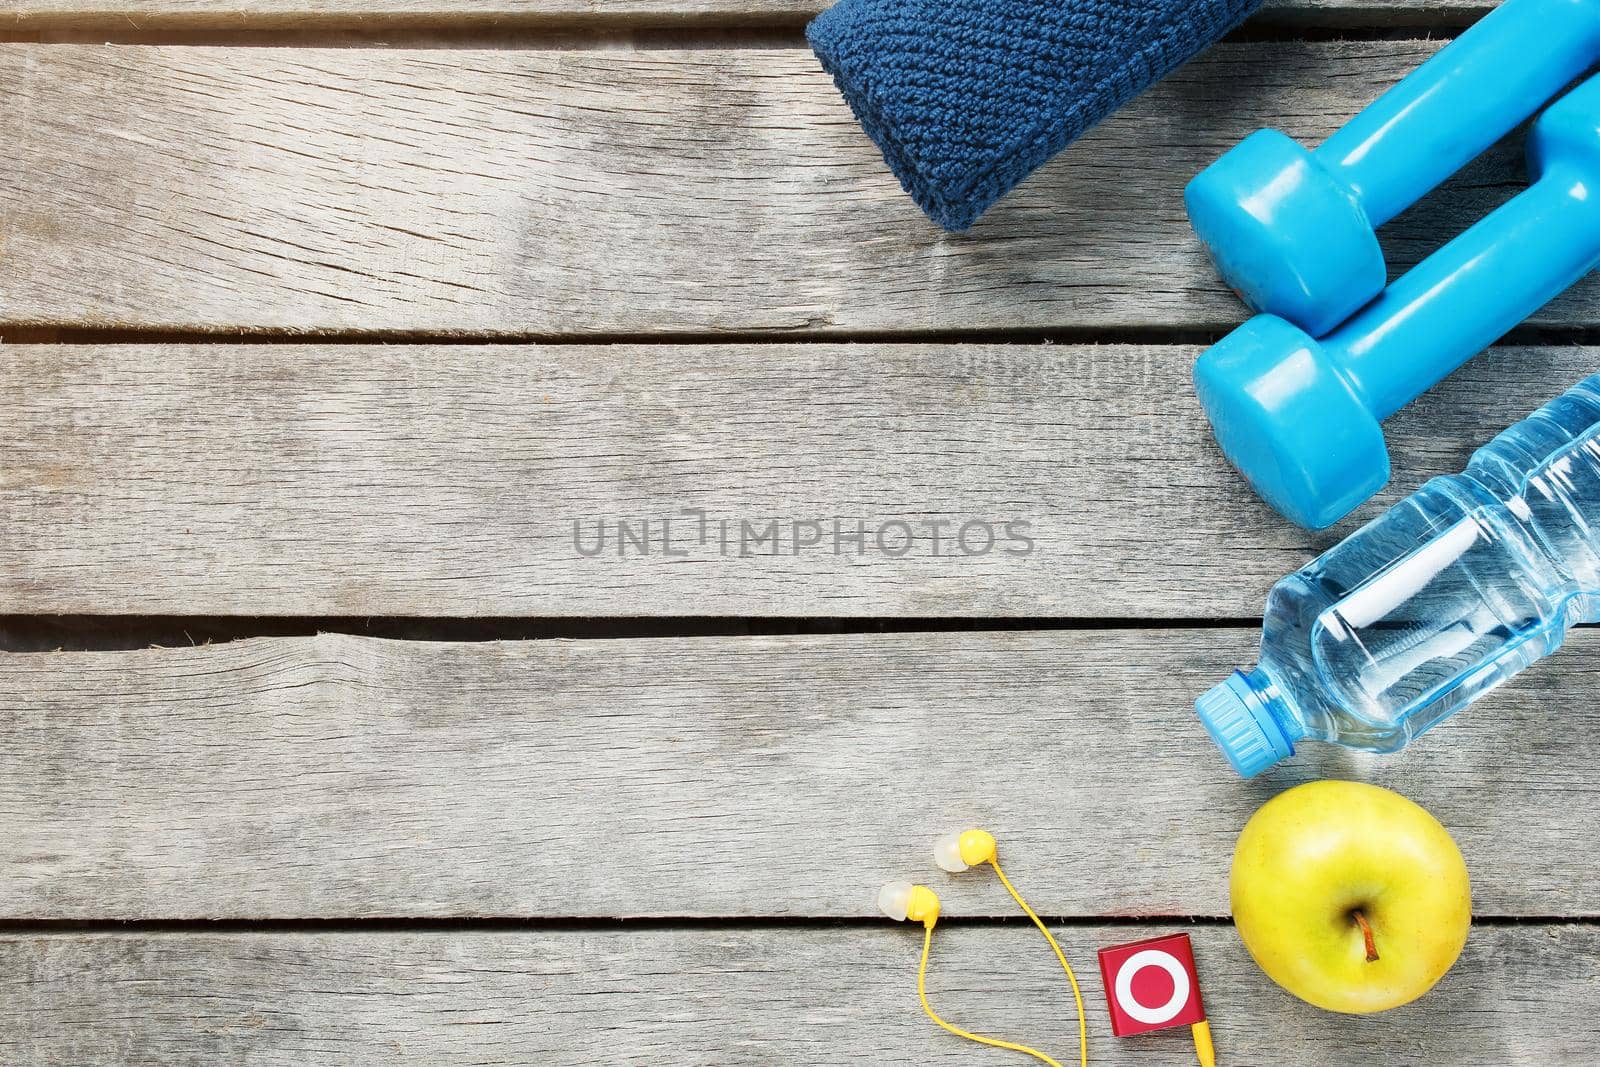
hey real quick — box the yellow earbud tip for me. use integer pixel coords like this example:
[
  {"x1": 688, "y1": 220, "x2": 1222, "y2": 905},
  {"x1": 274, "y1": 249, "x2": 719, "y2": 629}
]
[{"x1": 958, "y1": 829, "x2": 998, "y2": 867}]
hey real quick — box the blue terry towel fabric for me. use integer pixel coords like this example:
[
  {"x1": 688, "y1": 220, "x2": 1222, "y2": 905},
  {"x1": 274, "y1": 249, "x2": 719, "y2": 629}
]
[{"x1": 808, "y1": 0, "x2": 1262, "y2": 231}]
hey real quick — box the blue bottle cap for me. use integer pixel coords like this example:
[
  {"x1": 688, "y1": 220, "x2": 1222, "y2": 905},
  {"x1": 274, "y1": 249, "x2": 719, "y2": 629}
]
[{"x1": 1195, "y1": 672, "x2": 1296, "y2": 778}]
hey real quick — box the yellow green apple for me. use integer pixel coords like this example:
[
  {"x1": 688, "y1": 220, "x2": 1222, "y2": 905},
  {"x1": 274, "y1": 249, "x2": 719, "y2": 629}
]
[{"x1": 1231, "y1": 780, "x2": 1471, "y2": 1014}]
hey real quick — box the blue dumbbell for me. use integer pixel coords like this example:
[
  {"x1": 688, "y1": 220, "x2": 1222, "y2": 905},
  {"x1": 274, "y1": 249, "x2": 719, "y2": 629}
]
[
  {"x1": 1187, "y1": 0, "x2": 1600, "y2": 338},
  {"x1": 1195, "y1": 72, "x2": 1600, "y2": 530}
]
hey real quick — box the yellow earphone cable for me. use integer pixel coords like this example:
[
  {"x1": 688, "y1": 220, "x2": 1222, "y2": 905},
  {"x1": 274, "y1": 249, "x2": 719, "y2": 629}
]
[
  {"x1": 917, "y1": 923, "x2": 1065, "y2": 1067},
  {"x1": 991, "y1": 858, "x2": 1091, "y2": 1067}
]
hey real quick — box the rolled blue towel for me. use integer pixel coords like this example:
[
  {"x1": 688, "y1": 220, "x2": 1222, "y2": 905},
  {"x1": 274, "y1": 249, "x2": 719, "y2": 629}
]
[{"x1": 808, "y1": 0, "x2": 1262, "y2": 231}]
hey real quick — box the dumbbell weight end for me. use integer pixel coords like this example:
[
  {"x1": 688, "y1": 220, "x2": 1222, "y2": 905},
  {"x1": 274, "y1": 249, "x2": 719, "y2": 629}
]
[
  {"x1": 1195, "y1": 316, "x2": 1389, "y2": 531},
  {"x1": 1187, "y1": 130, "x2": 1384, "y2": 338}
]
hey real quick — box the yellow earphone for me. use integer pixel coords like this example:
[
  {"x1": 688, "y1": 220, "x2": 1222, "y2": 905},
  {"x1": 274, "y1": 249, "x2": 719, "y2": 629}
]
[
  {"x1": 880, "y1": 830, "x2": 1090, "y2": 1067},
  {"x1": 878, "y1": 880, "x2": 942, "y2": 928}
]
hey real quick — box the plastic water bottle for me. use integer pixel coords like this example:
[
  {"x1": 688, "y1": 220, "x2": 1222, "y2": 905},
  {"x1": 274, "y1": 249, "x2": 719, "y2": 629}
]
[{"x1": 1196, "y1": 374, "x2": 1600, "y2": 777}]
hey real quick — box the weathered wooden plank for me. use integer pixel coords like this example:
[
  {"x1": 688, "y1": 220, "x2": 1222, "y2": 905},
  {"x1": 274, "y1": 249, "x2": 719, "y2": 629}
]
[
  {"x1": 0, "y1": 0, "x2": 1492, "y2": 29},
  {"x1": 1, "y1": 342, "x2": 1589, "y2": 618},
  {"x1": 1, "y1": 39, "x2": 1558, "y2": 336},
  {"x1": 1, "y1": 629, "x2": 1595, "y2": 919},
  {"x1": 0, "y1": 926, "x2": 1592, "y2": 1064},
  {"x1": 1268, "y1": 0, "x2": 1490, "y2": 19}
]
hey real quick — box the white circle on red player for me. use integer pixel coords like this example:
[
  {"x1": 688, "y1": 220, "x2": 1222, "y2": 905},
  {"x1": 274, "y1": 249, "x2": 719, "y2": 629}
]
[{"x1": 1112, "y1": 948, "x2": 1192, "y2": 1026}]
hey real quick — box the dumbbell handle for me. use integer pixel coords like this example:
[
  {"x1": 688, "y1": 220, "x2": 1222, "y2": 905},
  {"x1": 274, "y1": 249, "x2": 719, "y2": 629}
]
[
  {"x1": 1320, "y1": 0, "x2": 1600, "y2": 229},
  {"x1": 1327, "y1": 77, "x2": 1600, "y2": 422}
]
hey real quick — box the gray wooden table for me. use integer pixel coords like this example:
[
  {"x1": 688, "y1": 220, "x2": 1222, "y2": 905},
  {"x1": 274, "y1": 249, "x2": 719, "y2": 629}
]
[{"x1": 1, "y1": 3, "x2": 1595, "y2": 1064}]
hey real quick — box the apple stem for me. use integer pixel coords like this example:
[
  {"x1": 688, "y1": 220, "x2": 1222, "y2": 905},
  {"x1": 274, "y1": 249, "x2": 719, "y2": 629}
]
[{"x1": 1351, "y1": 909, "x2": 1380, "y2": 963}]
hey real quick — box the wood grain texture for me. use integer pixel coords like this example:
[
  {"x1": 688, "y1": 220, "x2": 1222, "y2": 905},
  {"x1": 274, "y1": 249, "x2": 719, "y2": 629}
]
[
  {"x1": 2, "y1": 629, "x2": 1596, "y2": 920},
  {"x1": 2, "y1": 342, "x2": 1592, "y2": 618},
  {"x1": 1, "y1": 39, "x2": 1563, "y2": 336},
  {"x1": 0, "y1": 925, "x2": 1594, "y2": 1065},
  {"x1": 0, "y1": 0, "x2": 1491, "y2": 28}
]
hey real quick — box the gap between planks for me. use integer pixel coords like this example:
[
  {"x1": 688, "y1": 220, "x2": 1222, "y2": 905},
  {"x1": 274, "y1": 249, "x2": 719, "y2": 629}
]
[
  {"x1": 12, "y1": 322, "x2": 1600, "y2": 349},
  {"x1": 0, "y1": 914, "x2": 1588, "y2": 933},
  {"x1": 0, "y1": 613, "x2": 1594, "y2": 655},
  {"x1": 0, "y1": 615, "x2": 1268, "y2": 654},
  {"x1": 0, "y1": 1, "x2": 1492, "y2": 44}
]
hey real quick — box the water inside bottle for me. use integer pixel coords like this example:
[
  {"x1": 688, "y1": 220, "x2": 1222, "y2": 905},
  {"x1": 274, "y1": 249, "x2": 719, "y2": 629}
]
[
  {"x1": 1311, "y1": 507, "x2": 1552, "y2": 731},
  {"x1": 1307, "y1": 425, "x2": 1600, "y2": 734}
]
